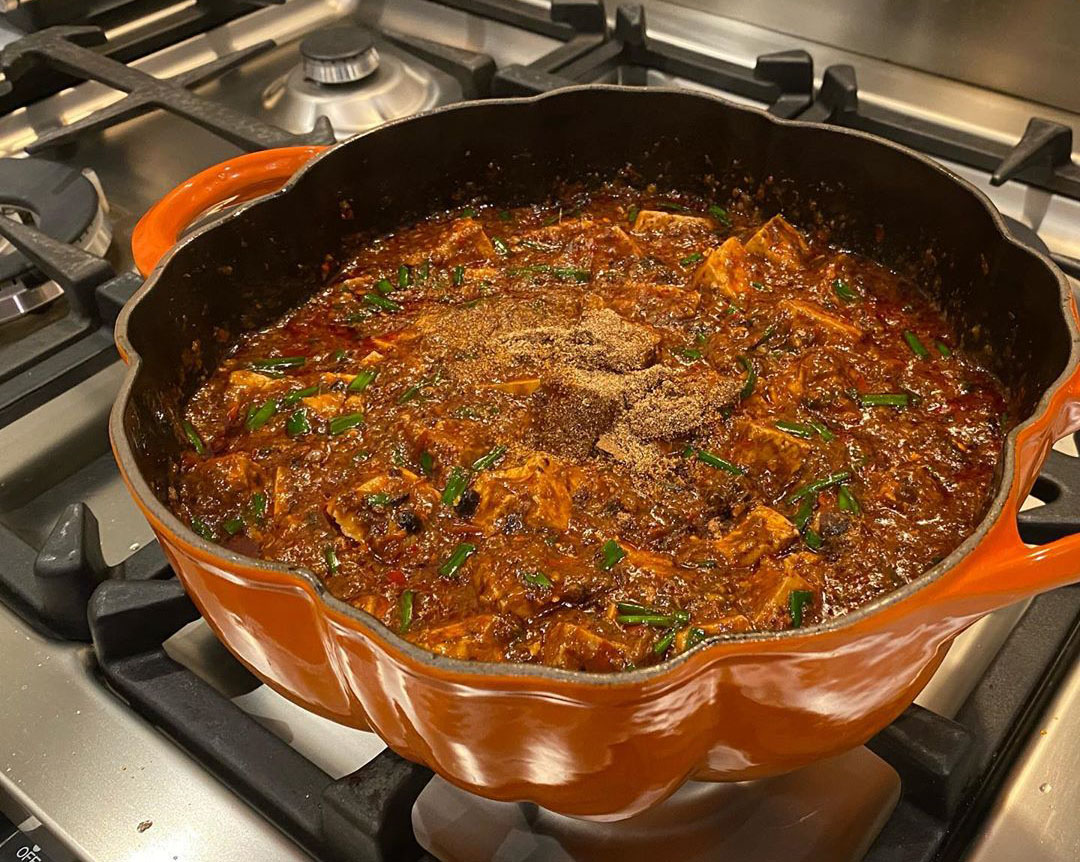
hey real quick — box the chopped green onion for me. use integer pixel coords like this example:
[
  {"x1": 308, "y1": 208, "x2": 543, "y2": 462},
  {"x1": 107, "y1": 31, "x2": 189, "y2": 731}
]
[
  {"x1": 181, "y1": 420, "x2": 206, "y2": 455},
  {"x1": 398, "y1": 264, "x2": 411, "y2": 288},
  {"x1": 833, "y1": 279, "x2": 858, "y2": 302},
  {"x1": 332, "y1": 348, "x2": 348, "y2": 362},
  {"x1": 492, "y1": 237, "x2": 510, "y2": 255},
  {"x1": 691, "y1": 448, "x2": 746, "y2": 475},
  {"x1": 653, "y1": 628, "x2": 677, "y2": 655},
  {"x1": 461, "y1": 207, "x2": 477, "y2": 218},
  {"x1": 803, "y1": 528, "x2": 823, "y2": 551},
  {"x1": 750, "y1": 324, "x2": 777, "y2": 349},
  {"x1": 860, "y1": 393, "x2": 910, "y2": 408},
  {"x1": 750, "y1": 280, "x2": 767, "y2": 291},
  {"x1": 441, "y1": 467, "x2": 468, "y2": 507},
  {"x1": 935, "y1": 341, "x2": 952, "y2": 358},
  {"x1": 522, "y1": 571, "x2": 552, "y2": 589},
  {"x1": 552, "y1": 267, "x2": 589, "y2": 283},
  {"x1": 599, "y1": 539, "x2": 626, "y2": 570},
  {"x1": 452, "y1": 265, "x2": 465, "y2": 286},
  {"x1": 617, "y1": 614, "x2": 676, "y2": 627},
  {"x1": 685, "y1": 627, "x2": 707, "y2": 648},
  {"x1": 251, "y1": 355, "x2": 306, "y2": 371},
  {"x1": 286, "y1": 408, "x2": 310, "y2": 437},
  {"x1": 398, "y1": 383, "x2": 423, "y2": 404},
  {"x1": 498, "y1": 210, "x2": 511, "y2": 222},
  {"x1": 789, "y1": 471, "x2": 851, "y2": 504},
  {"x1": 328, "y1": 412, "x2": 365, "y2": 435},
  {"x1": 191, "y1": 518, "x2": 216, "y2": 541},
  {"x1": 471, "y1": 445, "x2": 507, "y2": 471},
  {"x1": 708, "y1": 204, "x2": 732, "y2": 226},
  {"x1": 627, "y1": 204, "x2": 640, "y2": 224},
  {"x1": 281, "y1": 385, "x2": 319, "y2": 406},
  {"x1": 399, "y1": 590, "x2": 414, "y2": 632},
  {"x1": 737, "y1": 354, "x2": 756, "y2": 400},
  {"x1": 793, "y1": 495, "x2": 814, "y2": 532},
  {"x1": 248, "y1": 491, "x2": 267, "y2": 521},
  {"x1": 616, "y1": 602, "x2": 657, "y2": 616},
  {"x1": 366, "y1": 493, "x2": 392, "y2": 507},
  {"x1": 438, "y1": 542, "x2": 476, "y2": 578},
  {"x1": 419, "y1": 450, "x2": 435, "y2": 476},
  {"x1": 657, "y1": 201, "x2": 690, "y2": 213},
  {"x1": 679, "y1": 252, "x2": 704, "y2": 267},
  {"x1": 679, "y1": 347, "x2": 703, "y2": 360},
  {"x1": 245, "y1": 399, "x2": 277, "y2": 431},
  {"x1": 375, "y1": 278, "x2": 394, "y2": 296},
  {"x1": 674, "y1": 610, "x2": 691, "y2": 626},
  {"x1": 903, "y1": 330, "x2": 930, "y2": 359},
  {"x1": 347, "y1": 369, "x2": 377, "y2": 393},
  {"x1": 775, "y1": 420, "x2": 815, "y2": 439},
  {"x1": 324, "y1": 545, "x2": 339, "y2": 574},
  {"x1": 363, "y1": 292, "x2": 402, "y2": 312},
  {"x1": 808, "y1": 418, "x2": 835, "y2": 442},
  {"x1": 222, "y1": 517, "x2": 243, "y2": 536},
  {"x1": 789, "y1": 589, "x2": 814, "y2": 628},
  {"x1": 837, "y1": 485, "x2": 862, "y2": 515},
  {"x1": 418, "y1": 260, "x2": 430, "y2": 281}
]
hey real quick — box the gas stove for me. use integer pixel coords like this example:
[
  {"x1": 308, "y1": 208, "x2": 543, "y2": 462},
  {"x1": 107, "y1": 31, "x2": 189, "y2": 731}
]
[{"x1": 0, "y1": 2, "x2": 1078, "y2": 861}]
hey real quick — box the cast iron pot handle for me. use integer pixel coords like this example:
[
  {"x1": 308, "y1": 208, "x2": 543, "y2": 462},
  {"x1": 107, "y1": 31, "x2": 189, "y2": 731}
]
[{"x1": 131, "y1": 146, "x2": 327, "y2": 276}]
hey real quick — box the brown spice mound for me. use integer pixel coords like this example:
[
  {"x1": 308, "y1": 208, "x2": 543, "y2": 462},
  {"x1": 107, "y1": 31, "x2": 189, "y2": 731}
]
[
  {"x1": 535, "y1": 365, "x2": 669, "y2": 460},
  {"x1": 513, "y1": 304, "x2": 740, "y2": 473},
  {"x1": 501, "y1": 307, "x2": 660, "y2": 372},
  {"x1": 598, "y1": 367, "x2": 740, "y2": 474}
]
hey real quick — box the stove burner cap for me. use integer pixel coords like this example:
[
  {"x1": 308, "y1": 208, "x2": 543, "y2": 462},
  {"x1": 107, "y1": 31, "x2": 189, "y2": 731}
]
[
  {"x1": 301, "y1": 26, "x2": 380, "y2": 85},
  {"x1": 263, "y1": 31, "x2": 461, "y2": 141},
  {"x1": 0, "y1": 158, "x2": 101, "y2": 284}
]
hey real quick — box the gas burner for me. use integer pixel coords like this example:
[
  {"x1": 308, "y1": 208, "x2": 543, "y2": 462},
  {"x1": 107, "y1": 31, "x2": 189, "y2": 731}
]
[
  {"x1": 0, "y1": 158, "x2": 110, "y2": 324},
  {"x1": 261, "y1": 25, "x2": 461, "y2": 141}
]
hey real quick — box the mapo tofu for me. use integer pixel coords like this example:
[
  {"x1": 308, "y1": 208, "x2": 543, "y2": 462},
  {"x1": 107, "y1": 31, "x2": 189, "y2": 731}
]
[{"x1": 170, "y1": 184, "x2": 1009, "y2": 671}]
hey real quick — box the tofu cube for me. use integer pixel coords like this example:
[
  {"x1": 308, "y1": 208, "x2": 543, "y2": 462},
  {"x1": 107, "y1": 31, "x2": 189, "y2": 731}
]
[
  {"x1": 745, "y1": 214, "x2": 810, "y2": 267},
  {"x1": 691, "y1": 237, "x2": 751, "y2": 299},
  {"x1": 711, "y1": 505, "x2": 799, "y2": 567}
]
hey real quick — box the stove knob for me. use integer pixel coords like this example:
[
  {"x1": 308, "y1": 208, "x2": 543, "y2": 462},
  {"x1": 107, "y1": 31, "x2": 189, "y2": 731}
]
[{"x1": 300, "y1": 26, "x2": 380, "y2": 85}]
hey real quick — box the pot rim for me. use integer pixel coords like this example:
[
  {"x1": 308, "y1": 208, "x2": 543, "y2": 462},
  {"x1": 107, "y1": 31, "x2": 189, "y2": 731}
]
[{"x1": 110, "y1": 84, "x2": 1080, "y2": 688}]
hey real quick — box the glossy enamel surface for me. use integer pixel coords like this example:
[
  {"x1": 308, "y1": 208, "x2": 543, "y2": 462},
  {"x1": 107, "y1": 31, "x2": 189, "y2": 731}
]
[{"x1": 115, "y1": 87, "x2": 1080, "y2": 817}]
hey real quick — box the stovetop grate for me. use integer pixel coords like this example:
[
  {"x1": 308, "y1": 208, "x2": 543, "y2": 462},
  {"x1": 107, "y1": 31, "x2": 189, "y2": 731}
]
[
  {"x1": 88, "y1": 578, "x2": 433, "y2": 862},
  {"x1": 0, "y1": 0, "x2": 290, "y2": 115},
  {"x1": 0, "y1": 26, "x2": 335, "y2": 152}
]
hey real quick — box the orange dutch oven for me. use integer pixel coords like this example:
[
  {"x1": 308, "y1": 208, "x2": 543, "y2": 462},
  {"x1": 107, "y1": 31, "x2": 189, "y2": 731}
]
[{"x1": 114, "y1": 87, "x2": 1080, "y2": 819}]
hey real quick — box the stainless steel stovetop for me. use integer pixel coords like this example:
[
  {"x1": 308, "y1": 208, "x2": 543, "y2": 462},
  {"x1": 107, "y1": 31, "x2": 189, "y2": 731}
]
[{"x1": 0, "y1": 2, "x2": 1078, "y2": 860}]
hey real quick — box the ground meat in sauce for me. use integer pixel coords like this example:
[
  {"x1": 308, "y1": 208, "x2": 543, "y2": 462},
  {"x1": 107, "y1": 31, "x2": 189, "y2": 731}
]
[{"x1": 172, "y1": 183, "x2": 1010, "y2": 671}]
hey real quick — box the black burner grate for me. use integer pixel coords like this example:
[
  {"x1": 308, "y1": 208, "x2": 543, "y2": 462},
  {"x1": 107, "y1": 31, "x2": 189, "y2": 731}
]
[
  {"x1": 88, "y1": 578, "x2": 433, "y2": 862},
  {"x1": 0, "y1": 26, "x2": 335, "y2": 153},
  {"x1": 0, "y1": 0, "x2": 288, "y2": 115},
  {"x1": 0, "y1": 186, "x2": 141, "y2": 429},
  {"x1": 489, "y1": 3, "x2": 815, "y2": 119},
  {"x1": 800, "y1": 66, "x2": 1080, "y2": 203}
]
